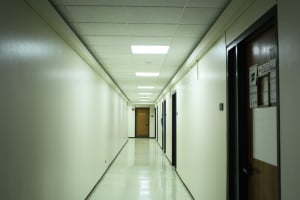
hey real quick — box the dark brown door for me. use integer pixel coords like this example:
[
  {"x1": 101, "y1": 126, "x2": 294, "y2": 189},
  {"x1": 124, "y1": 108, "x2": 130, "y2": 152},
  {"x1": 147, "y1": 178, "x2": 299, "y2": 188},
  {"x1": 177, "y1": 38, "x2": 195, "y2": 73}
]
[
  {"x1": 227, "y1": 7, "x2": 280, "y2": 200},
  {"x1": 245, "y1": 25, "x2": 278, "y2": 200},
  {"x1": 135, "y1": 108, "x2": 149, "y2": 138}
]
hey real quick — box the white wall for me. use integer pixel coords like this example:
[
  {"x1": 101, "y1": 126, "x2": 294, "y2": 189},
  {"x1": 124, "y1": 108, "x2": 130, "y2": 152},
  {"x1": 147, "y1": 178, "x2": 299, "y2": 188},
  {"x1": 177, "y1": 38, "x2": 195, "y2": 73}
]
[
  {"x1": 155, "y1": 1, "x2": 281, "y2": 199},
  {"x1": 0, "y1": 1, "x2": 128, "y2": 200},
  {"x1": 157, "y1": 101, "x2": 163, "y2": 148},
  {"x1": 174, "y1": 36, "x2": 227, "y2": 200},
  {"x1": 278, "y1": 0, "x2": 300, "y2": 199},
  {"x1": 128, "y1": 105, "x2": 135, "y2": 137},
  {"x1": 165, "y1": 92, "x2": 173, "y2": 162},
  {"x1": 149, "y1": 105, "x2": 156, "y2": 138}
]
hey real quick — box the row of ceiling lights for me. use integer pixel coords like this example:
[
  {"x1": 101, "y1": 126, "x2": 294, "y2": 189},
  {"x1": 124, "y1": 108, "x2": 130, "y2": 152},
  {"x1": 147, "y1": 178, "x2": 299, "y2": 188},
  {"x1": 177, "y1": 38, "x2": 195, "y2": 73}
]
[{"x1": 132, "y1": 45, "x2": 170, "y2": 102}]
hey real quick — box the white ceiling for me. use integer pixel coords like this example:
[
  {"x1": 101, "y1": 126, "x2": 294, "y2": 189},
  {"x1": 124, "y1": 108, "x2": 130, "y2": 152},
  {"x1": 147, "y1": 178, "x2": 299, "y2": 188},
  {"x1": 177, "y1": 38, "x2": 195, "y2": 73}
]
[{"x1": 51, "y1": 0, "x2": 229, "y2": 104}]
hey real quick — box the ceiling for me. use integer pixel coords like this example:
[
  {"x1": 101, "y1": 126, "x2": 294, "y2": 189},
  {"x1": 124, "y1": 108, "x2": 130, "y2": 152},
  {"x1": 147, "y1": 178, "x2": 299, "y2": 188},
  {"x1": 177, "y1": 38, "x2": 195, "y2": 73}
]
[{"x1": 50, "y1": 0, "x2": 229, "y2": 104}]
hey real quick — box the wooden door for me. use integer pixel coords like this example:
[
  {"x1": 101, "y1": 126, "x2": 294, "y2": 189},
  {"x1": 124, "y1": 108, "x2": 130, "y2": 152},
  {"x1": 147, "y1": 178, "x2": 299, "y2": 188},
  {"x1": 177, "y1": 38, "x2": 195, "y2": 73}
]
[
  {"x1": 245, "y1": 25, "x2": 278, "y2": 200},
  {"x1": 227, "y1": 7, "x2": 280, "y2": 200},
  {"x1": 135, "y1": 108, "x2": 149, "y2": 138}
]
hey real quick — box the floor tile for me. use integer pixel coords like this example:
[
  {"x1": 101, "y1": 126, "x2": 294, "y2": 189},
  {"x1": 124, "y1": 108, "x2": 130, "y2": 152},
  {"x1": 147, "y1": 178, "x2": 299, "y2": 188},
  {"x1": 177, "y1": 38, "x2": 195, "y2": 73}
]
[{"x1": 89, "y1": 139, "x2": 193, "y2": 200}]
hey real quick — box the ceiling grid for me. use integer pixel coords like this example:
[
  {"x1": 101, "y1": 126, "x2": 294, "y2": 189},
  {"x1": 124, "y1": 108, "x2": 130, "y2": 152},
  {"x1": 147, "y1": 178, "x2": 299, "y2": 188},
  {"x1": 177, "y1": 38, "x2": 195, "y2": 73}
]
[{"x1": 51, "y1": 0, "x2": 229, "y2": 104}]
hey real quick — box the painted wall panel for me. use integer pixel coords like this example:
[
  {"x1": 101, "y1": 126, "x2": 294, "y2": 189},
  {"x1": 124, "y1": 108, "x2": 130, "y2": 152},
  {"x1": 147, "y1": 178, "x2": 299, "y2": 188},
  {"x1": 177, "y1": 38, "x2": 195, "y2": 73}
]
[
  {"x1": 0, "y1": 2, "x2": 128, "y2": 200},
  {"x1": 165, "y1": 93, "x2": 172, "y2": 162},
  {"x1": 174, "y1": 36, "x2": 227, "y2": 200},
  {"x1": 278, "y1": 0, "x2": 300, "y2": 199},
  {"x1": 149, "y1": 106, "x2": 156, "y2": 138},
  {"x1": 153, "y1": 0, "x2": 300, "y2": 199},
  {"x1": 226, "y1": 0, "x2": 276, "y2": 45},
  {"x1": 157, "y1": 101, "x2": 163, "y2": 148},
  {"x1": 128, "y1": 105, "x2": 135, "y2": 137}
]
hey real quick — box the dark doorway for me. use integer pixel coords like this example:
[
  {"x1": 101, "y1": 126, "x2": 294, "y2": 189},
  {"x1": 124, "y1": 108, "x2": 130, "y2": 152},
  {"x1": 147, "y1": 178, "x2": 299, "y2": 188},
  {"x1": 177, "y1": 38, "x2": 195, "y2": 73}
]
[
  {"x1": 156, "y1": 106, "x2": 158, "y2": 142},
  {"x1": 172, "y1": 92, "x2": 177, "y2": 167},
  {"x1": 135, "y1": 108, "x2": 150, "y2": 138},
  {"x1": 162, "y1": 100, "x2": 167, "y2": 153},
  {"x1": 227, "y1": 7, "x2": 280, "y2": 200}
]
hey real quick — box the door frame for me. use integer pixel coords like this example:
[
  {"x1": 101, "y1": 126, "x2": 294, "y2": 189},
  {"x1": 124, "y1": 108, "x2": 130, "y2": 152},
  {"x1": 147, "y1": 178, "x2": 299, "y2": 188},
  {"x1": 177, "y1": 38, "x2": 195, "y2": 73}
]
[
  {"x1": 154, "y1": 107, "x2": 157, "y2": 139},
  {"x1": 135, "y1": 107, "x2": 150, "y2": 138},
  {"x1": 227, "y1": 6, "x2": 281, "y2": 200},
  {"x1": 162, "y1": 100, "x2": 167, "y2": 153},
  {"x1": 172, "y1": 92, "x2": 177, "y2": 167},
  {"x1": 156, "y1": 106, "x2": 158, "y2": 142}
]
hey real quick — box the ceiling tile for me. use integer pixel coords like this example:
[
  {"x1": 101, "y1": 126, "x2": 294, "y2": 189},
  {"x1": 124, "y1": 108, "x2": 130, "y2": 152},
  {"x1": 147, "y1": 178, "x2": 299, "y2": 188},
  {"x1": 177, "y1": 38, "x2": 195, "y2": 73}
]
[
  {"x1": 59, "y1": 0, "x2": 123, "y2": 6},
  {"x1": 125, "y1": 7, "x2": 183, "y2": 24},
  {"x1": 50, "y1": 0, "x2": 229, "y2": 103},
  {"x1": 185, "y1": 0, "x2": 230, "y2": 8},
  {"x1": 132, "y1": 55, "x2": 165, "y2": 65},
  {"x1": 65, "y1": 6, "x2": 125, "y2": 23},
  {"x1": 92, "y1": 45, "x2": 131, "y2": 54},
  {"x1": 75, "y1": 23, "x2": 179, "y2": 37},
  {"x1": 130, "y1": 37, "x2": 173, "y2": 45},
  {"x1": 124, "y1": 0, "x2": 186, "y2": 7},
  {"x1": 174, "y1": 24, "x2": 208, "y2": 37},
  {"x1": 126, "y1": 24, "x2": 178, "y2": 37},
  {"x1": 180, "y1": 7, "x2": 222, "y2": 25},
  {"x1": 84, "y1": 36, "x2": 172, "y2": 46},
  {"x1": 84, "y1": 36, "x2": 131, "y2": 45},
  {"x1": 73, "y1": 23, "x2": 129, "y2": 35}
]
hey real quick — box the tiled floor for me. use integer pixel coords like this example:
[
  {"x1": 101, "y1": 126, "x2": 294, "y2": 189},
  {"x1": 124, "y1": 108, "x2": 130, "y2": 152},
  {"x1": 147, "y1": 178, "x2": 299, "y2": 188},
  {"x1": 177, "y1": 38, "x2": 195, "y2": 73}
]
[{"x1": 89, "y1": 138, "x2": 193, "y2": 200}]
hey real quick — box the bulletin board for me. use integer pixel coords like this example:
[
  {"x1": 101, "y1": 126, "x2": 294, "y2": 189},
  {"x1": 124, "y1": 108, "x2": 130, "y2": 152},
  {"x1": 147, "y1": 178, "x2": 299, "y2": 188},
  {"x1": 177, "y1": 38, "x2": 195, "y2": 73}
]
[{"x1": 249, "y1": 47, "x2": 277, "y2": 109}]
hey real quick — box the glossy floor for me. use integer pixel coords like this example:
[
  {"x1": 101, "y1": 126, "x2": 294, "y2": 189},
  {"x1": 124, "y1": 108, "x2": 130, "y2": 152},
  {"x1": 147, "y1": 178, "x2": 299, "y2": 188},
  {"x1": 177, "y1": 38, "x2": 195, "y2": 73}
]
[{"x1": 89, "y1": 138, "x2": 193, "y2": 200}]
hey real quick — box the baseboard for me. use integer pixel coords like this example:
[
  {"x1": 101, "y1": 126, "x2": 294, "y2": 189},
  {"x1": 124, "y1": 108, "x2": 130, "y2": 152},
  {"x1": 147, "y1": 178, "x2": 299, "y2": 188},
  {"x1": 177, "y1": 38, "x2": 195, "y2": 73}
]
[
  {"x1": 166, "y1": 155, "x2": 172, "y2": 165},
  {"x1": 175, "y1": 170, "x2": 195, "y2": 200}
]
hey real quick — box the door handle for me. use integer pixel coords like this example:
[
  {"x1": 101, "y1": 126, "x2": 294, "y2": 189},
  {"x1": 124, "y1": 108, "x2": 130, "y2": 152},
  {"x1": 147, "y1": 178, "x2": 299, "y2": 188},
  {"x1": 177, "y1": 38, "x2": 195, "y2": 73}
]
[{"x1": 242, "y1": 164, "x2": 253, "y2": 175}]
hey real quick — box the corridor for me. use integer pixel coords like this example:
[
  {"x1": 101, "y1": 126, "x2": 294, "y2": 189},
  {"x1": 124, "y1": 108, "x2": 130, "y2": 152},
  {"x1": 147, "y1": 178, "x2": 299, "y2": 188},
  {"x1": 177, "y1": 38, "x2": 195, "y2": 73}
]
[
  {"x1": 89, "y1": 139, "x2": 193, "y2": 200},
  {"x1": 1, "y1": 1, "x2": 299, "y2": 200}
]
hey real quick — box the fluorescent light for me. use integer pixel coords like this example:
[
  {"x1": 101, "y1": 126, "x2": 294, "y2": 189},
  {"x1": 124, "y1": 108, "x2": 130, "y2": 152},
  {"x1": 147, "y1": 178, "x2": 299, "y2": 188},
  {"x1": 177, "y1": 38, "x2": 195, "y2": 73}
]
[
  {"x1": 140, "y1": 100, "x2": 150, "y2": 102},
  {"x1": 138, "y1": 86, "x2": 155, "y2": 89},
  {"x1": 131, "y1": 45, "x2": 169, "y2": 54},
  {"x1": 139, "y1": 93, "x2": 152, "y2": 95},
  {"x1": 136, "y1": 72, "x2": 160, "y2": 77},
  {"x1": 139, "y1": 96, "x2": 150, "y2": 99}
]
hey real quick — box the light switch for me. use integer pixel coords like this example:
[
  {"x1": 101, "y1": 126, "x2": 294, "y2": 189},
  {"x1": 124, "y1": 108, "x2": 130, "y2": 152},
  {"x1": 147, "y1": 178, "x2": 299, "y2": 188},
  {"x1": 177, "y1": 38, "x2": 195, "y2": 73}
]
[{"x1": 219, "y1": 103, "x2": 224, "y2": 111}]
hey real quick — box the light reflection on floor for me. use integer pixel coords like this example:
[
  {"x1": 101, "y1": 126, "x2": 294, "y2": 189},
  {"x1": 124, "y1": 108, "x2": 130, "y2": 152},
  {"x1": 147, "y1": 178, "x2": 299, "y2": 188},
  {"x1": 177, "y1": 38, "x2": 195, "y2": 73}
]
[{"x1": 89, "y1": 139, "x2": 193, "y2": 200}]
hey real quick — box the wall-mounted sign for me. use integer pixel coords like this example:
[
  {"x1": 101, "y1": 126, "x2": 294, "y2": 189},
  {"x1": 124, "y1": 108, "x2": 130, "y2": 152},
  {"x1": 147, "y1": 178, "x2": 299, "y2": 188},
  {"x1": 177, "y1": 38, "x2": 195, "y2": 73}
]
[
  {"x1": 249, "y1": 65, "x2": 257, "y2": 86},
  {"x1": 258, "y1": 62, "x2": 271, "y2": 77},
  {"x1": 269, "y1": 58, "x2": 277, "y2": 103},
  {"x1": 250, "y1": 86, "x2": 258, "y2": 108},
  {"x1": 261, "y1": 76, "x2": 269, "y2": 106},
  {"x1": 249, "y1": 65, "x2": 258, "y2": 108}
]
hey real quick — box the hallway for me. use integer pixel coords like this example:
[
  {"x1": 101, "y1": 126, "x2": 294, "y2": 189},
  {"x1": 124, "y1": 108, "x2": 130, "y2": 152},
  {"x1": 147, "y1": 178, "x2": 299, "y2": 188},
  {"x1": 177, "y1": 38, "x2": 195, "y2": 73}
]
[
  {"x1": 89, "y1": 139, "x2": 193, "y2": 200},
  {"x1": 1, "y1": 1, "x2": 300, "y2": 200}
]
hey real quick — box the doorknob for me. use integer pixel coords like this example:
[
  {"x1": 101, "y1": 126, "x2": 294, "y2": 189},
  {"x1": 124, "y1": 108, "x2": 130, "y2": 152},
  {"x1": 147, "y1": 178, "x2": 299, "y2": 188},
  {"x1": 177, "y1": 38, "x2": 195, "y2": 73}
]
[{"x1": 242, "y1": 164, "x2": 253, "y2": 175}]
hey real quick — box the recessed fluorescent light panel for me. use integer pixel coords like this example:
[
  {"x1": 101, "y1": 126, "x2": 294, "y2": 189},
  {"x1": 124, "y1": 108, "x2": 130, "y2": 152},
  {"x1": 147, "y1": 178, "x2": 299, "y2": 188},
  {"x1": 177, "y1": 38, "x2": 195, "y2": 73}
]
[
  {"x1": 139, "y1": 93, "x2": 152, "y2": 95},
  {"x1": 138, "y1": 86, "x2": 155, "y2": 89},
  {"x1": 140, "y1": 100, "x2": 150, "y2": 102},
  {"x1": 136, "y1": 72, "x2": 160, "y2": 77},
  {"x1": 139, "y1": 96, "x2": 150, "y2": 99},
  {"x1": 131, "y1": 45, "x2": 169, "y2": 54}
]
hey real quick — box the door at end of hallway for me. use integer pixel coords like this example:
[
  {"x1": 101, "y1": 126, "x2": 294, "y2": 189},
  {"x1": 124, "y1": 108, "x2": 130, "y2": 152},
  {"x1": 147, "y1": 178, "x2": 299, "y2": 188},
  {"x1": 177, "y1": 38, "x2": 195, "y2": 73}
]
[{"x1": 135, "y1": 108, "x2": 150, "y2": 138}]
